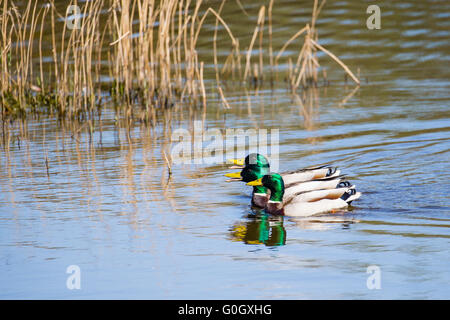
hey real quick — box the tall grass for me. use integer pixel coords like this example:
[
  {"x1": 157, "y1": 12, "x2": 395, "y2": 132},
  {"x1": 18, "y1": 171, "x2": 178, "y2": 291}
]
[{"x1": 0, "y1": 0, "x2": 360, "y2": 121}]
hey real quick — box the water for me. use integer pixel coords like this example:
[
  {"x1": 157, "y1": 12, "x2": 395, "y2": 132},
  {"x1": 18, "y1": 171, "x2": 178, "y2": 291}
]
[{"x1": 1, "y1": 0, "x2": 449, "y2": 299}]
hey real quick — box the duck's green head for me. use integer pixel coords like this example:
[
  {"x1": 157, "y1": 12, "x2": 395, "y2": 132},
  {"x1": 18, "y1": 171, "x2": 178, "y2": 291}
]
[
  {"x1": 225, "y1": 153, "x2": 270, "y2": 182},
  {"x1": 243, "y1": 165, "x2": 271, "y2": 194},
  {"x1": 247, "y1": 173, "x2": 285, "y2": 202},
  {"x1": 245, "y1": 153, "x2": 270, "y2": 168},
  {"x1": 240, "y1": 165, "x2": 266, "y2": 182},
  {"x1": 227, "y1": 153, "x2": 270, "y2": 169},
  {"x1": 225, "y1": 164, "x2": 270, "y2": 194}
]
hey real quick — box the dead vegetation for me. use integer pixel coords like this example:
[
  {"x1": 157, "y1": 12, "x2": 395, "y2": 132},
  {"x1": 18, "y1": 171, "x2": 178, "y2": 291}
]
[{"x1": 0, "y1": 0, "x2": 360, "y2": 121}]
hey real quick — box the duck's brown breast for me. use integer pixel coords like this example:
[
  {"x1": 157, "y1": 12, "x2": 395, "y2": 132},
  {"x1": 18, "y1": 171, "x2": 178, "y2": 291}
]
[{"x1": 252, "y1": 193, "x2": 269, "y2": 208}]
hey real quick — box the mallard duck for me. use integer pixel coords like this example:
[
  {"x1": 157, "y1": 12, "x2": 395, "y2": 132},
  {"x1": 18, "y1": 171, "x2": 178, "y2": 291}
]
[
  {"x1": 234, "y1": 164, "x2": 272, "y2": 207},
  {"x1": 247, "y1": 173, "x2": 361, "y2": 217},
  {"x1": 225, "y1": 153, "x2": 345, "y2": 208},
  {"x1": 226, "y1": 153, "x2": 340, "y2": 184}
]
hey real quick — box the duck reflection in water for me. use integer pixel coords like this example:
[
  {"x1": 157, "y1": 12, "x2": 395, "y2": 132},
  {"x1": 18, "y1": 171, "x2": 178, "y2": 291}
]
[
  {"x1": 229, "y1": 214, "x2": 286, "y2": 247},
  {"x1": 229, "y1": 209, "x2": 360, "y2": 246}
]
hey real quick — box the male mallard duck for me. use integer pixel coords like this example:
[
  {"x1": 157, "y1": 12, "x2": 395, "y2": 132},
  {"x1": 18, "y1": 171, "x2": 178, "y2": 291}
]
[
  {"x1": 247, "y1": 173, "x2": 361, "y2": 217},
  {"x1": 225, "y1": 153, "x2": 345, "y2": 208},
  {"x1": 227, "y1": 153, "x2": 340, "y2": 184},
  {"x1": 236, "y1": 164, "x2": 272, "y2": 207}
]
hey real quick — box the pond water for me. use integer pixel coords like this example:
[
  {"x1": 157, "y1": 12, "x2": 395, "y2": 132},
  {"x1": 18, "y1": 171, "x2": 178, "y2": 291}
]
[{"x1": 1, "y1": 0, "x2": 449, "y2": 299}]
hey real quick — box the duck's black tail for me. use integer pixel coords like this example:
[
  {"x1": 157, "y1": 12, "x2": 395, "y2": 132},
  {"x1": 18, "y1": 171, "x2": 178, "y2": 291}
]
[{"x1": 340, "y1": 188, "x2": 362, "y2": 204}]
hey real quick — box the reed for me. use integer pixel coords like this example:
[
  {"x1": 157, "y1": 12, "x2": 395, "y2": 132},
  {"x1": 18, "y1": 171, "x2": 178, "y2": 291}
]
[
  {"x1": 279, "y1": 0, "x2": 360, "y2": 91},
  {"x1": 0, "y1": 0, "x2": 360, "y2": 121}
]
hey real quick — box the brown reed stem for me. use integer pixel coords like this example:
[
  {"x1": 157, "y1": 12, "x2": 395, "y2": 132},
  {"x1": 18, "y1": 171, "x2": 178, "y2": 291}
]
[{"x1": 310, "y1": 39, "x2": 360, "y2": 85}]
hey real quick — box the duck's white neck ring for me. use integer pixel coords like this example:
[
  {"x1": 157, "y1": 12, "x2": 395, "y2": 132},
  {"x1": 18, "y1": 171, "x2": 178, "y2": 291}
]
[{"x1": 254, "y1": 193, "x2": 268, "y2": 196}]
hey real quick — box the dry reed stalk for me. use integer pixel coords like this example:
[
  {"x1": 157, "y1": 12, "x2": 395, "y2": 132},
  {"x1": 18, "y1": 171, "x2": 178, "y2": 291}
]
[
  {"x1": 11, "y1": 1, "x2": 35, "y2": 107},
  {"x1": 111, "y1": 0, "x2": 134, "y2": 102},
  {"x1": 174, "y1": 0, "x2": 183, "y2": 89},
  {"x1": 183, "y1": 0, "x2": 200, "y2": 105},
  {"x1": 84, "y1": 2, "x2": 103, "y2": 109},
  {"x1": 55, "y1": 0, "x2": 104, "y2": 116},
  {"x1": 310, "y1": 0, "x2": 319, "y2": 36},
  {"x1": 190, "y1": 3, "x2": 239, "y2": 107},
  {"x1": 275, "y1": 25, "x2": 309, "y2": 65},
  {"x1": 309, "y1": 0, "x2": 321, "y2": 84},
  {"x1": 268, "y1": 0, "x2": 274, "y2": 77},
  {"x1": 49, "y1": 0, "x2": 62, "y2": 111},
  {"x1": 194, "y1": 7, "x2": 239, "y2": 64},
  {"x1": 25, "y1": 2, "x2": 39, "y2": 88},
  {"x1": 257, "y1": 6, "x2": 265, "y2": 79},
  {"x1": 199, "y1": 62, "x2": 207, "y2": 111},
  {"x1": 162, "y1": 149, "x2": 172, "y2": 177},
  {"x1": 310, "y1": 39, "x2": 360, "y2": 85},
  {"x1": 1, "y1": 0, "x2": 12, "y2": 95},
  {"x1": 217, "y1": 86, "x2": 231, "y2": 109},
  {"x1": 243, "y1": 5, "x2": 265, "y2": 81},
  {"x1": 274, "y1": 0, "x2": 359, "y2": 91},
  {"x1": 212, "y1": 0, "x2": 228, "y2": 109},
  {"x1": 292, "y1": 30, "x2": 308, "y2": 86},
  {"x1": 38, "y1": 4, "x2": 50, "y2": 94}
]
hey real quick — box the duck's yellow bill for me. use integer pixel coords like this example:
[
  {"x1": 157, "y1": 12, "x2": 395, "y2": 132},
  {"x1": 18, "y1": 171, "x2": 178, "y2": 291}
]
[
  {"x1": 225, "y1": 171, "x2": 243, "y2": 182},
  {"x1": 247, "y1": 178, "x2": 262, "y2": 186},
  {"x1": 225, "y1": 172, "x2": 242, "y2": 178},
  {"x1": 227, "y1": 158, "x2": 245, "y2": 166}
]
